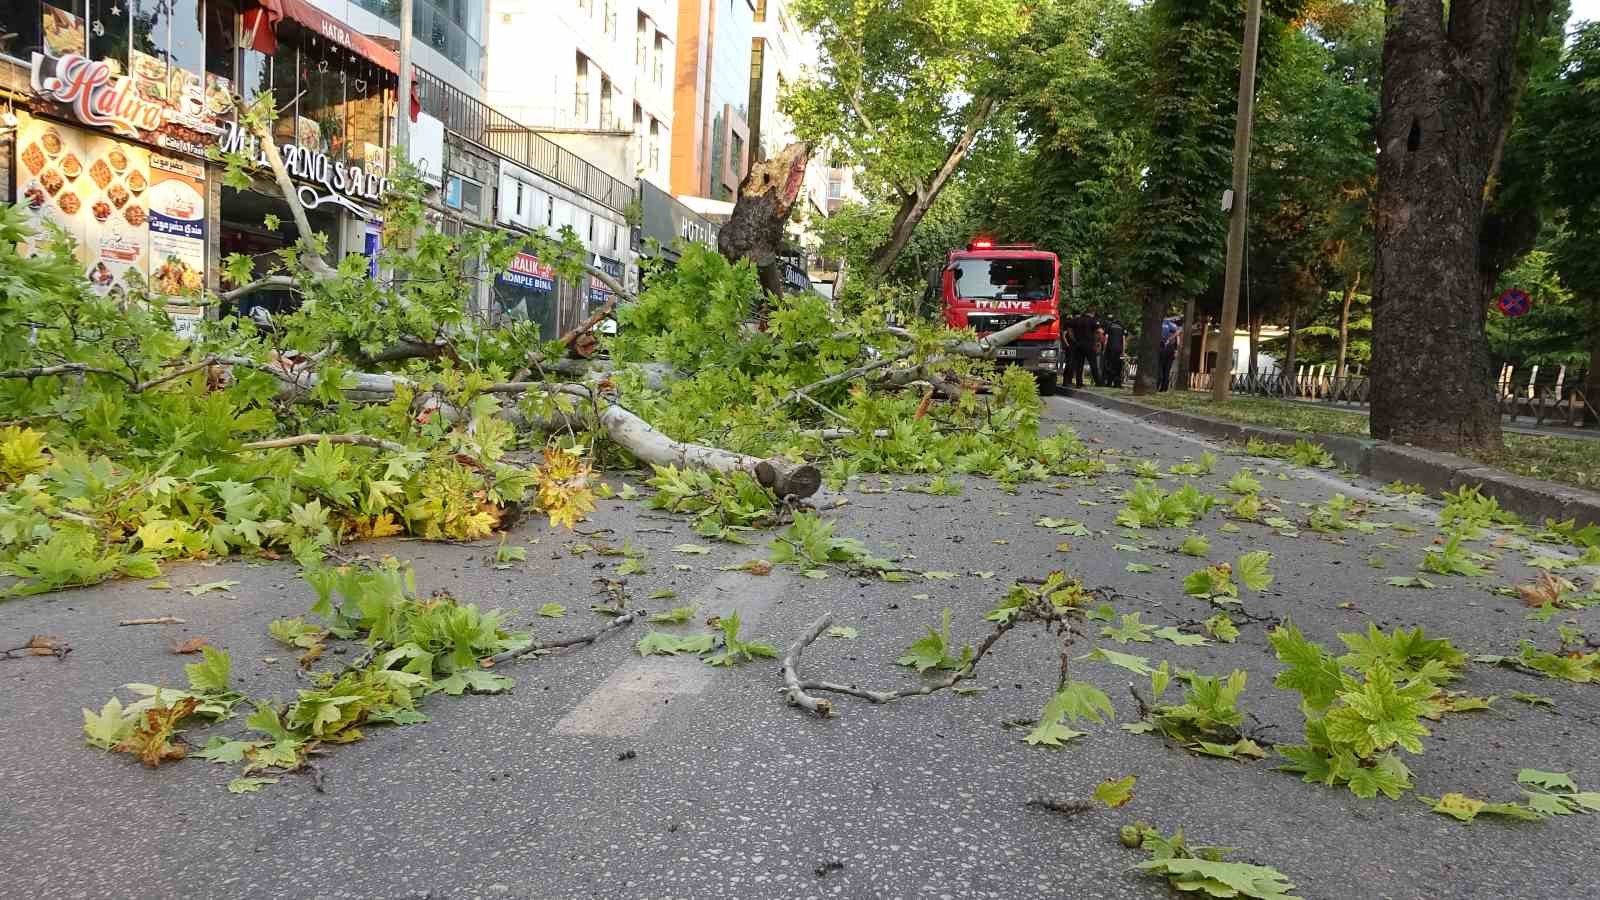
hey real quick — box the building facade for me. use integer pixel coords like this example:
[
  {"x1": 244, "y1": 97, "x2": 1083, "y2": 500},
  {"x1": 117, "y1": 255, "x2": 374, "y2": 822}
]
[
  {"x1": 671, "y1": 0, "x2": 753, "y2": 204},
  {"x1": 4, "y1": 0, "x2": 638, "y2": 341},
  {"x1": 483, "y1": 0, "x2": 675, "y2": 190},
  {"x1": 307, "y1": 0, "x2": 489, "y2": 99}
]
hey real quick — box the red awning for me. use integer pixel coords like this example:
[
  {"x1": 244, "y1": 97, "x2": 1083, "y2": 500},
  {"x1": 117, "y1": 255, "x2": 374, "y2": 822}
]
[{"x1": 239, "y1": 0, "x2": 419, "y2": 121}]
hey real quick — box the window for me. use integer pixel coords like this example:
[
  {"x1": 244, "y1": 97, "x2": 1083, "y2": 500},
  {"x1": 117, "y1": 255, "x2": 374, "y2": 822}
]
[
  {"x1": 203, "y1": 0, "x2": 236, "y2": 84},
  {"x1": 603, "y1": 1, "x2": 616, "y2": 36},
  {"x1": 600, "y1": 77, "x2": 613, "y2": 129},
  {"x1": 632, "y1": 104, "x2": 643, "y2": 167},
  {"x1": 827, "y1": 178, "x2": 843, "y2": 200},
  {"x1": 635, "y1": 12, "x2": 647, "y2": 65},
  {"x1": 301, "y1": 40, "x2": 347, "y2": 156},
  {"x1": 88, "y1": 0, "x2": 127, "y2": 64},
  {"x1": 445, "y1": 173, "x2": 483, "y2": 216},
  {"x1": 649, "y1": 120, "x2": 661, "y2": 172},
  {"x1": 574, "y1": 54, "x2": 589, "y2": 123},
  {"x1": 654, "y1": 34, "x2": 666, "y2": 86}
]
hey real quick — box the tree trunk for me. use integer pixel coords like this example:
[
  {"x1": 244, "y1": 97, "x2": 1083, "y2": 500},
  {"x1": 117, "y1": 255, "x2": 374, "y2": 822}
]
[
  {"x1": 866, "y1": 95, "x2": 997, "y2": 281},
  {"x1": 1336, "y1": 271, "x2": 1360, "y2": 378},
  {"x1": 1370, "y1": 0, "x2": 1543, "y2": 452},
  {"x1": 1132, "y1": 290, "x2": 1167, "y2": 396},
  {"x1": 1197, "y1": 315, "x2": 1212, "y2": 376},
  {"x1": 1586, "y1": 300, "x2": 1600, "y2": 426},
  {"x1": 718, "y1": 142, "x2": 812, "y2": 304},
  {"x1": 1284, "y1": 303, "x2": 1299, "y2": 397},
  {"x1": 1176, "y1": 295, "x2": 1197, "y2": 389}
]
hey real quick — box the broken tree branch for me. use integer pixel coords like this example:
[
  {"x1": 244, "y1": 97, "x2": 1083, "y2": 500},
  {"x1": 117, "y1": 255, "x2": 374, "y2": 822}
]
[
  {"x1": 0, "y1": 635, "x2": 71, "y2": 660},
  {"x1": 238, "y1": 434, "x2": 409, "y2": 453},
  {"x1": 782, "y1": 613, "x2": 836, "y2": 716},
  {"x1": 596, "y1": 403, "x2": 821, "y2": 499},
  {"x1": 947, "y1": 314, "x2": 1056, "y2": 358},
  {"x1": 481, "y1": 607, "x2": 647, "y2": 666},
  {"x1": 118, "y1": 616, "x2": 185, "y2": 626},
  {"x1": 219, "y1": 275, "x2": 301, "y2": 303}
]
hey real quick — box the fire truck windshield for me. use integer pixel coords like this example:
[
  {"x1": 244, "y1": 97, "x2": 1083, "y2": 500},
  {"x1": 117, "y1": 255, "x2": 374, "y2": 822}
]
[{"x1": 951, "y1": 258, "x2": 1054, "y2": 301}]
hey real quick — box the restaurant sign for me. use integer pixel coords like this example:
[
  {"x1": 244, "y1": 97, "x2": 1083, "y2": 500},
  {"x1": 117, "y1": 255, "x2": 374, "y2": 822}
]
[
  {"x1": 29, "y1": 52, "x2": 222, "y2": 159},
  {"x1": 217, "y1": 121, "x2": 392, "y2": 218}
]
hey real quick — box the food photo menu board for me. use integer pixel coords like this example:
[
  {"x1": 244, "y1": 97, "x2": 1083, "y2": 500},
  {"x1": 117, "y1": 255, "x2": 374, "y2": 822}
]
[{"x1": 16, "y1": 112, "x2": 206, "y2": 314}]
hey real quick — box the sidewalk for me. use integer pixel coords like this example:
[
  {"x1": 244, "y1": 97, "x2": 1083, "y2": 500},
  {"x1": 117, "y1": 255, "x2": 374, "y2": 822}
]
[{"x1": 1069, "y1": 386, "x2": 1600, "y2": 527}]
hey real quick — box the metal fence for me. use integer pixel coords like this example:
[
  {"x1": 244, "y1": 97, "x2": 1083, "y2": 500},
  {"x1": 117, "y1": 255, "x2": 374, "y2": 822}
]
[
  {"x1": 1184, "y1": 363, "x2": 1595, "y2": 429},
  {"x1": 414, "y1": 69, "x2": 636, "y2": 213}
]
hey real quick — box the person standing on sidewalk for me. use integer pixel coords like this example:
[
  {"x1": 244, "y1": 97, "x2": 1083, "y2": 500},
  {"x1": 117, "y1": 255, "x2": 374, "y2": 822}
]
[
  {"x1": 1064, "y1": 308, "x2": 1102, "y2": 388},
  {"x1": 1158, "y1": 316, "x2": 1181, "y2": 391},
  {"x1": 1101, "y1": 317, "x2": 1126, "y2": 387}
]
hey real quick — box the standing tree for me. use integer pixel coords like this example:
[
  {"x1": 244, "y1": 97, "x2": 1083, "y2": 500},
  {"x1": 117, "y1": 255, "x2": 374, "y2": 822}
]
[
  {"x1": 785, "y1": 0, "x2": 1031, "y2": 282},
  {"x1": 1368, "y1": 0, "x2": 1560, "y2": 449}
]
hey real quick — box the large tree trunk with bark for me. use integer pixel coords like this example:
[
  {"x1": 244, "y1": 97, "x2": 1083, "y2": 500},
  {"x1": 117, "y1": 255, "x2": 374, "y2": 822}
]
[
  {"x1": 1247, "y1": 311, "x2": 1261, "y2": 386},
  {"x1": 1336, "y1": 272, "x2": 1360, "y2": 378},
  {"x1": 1370, "y1": 0, "x2": 1547, "y2": 452},
  {"x1": 866, "y1": 95, "x2": 997, "y2": 282},
  {"x1": 1586, "y1": 301, "x2": 1600, "y2": 426},
  {"x1": 1284, "y1": 303, "x2": 1299, "y2": 398},
  {"x1": 1132, "y1": 290, "x2": 1167, "y2": 396},
  {"x1": 1176, "y1": 296, "x2": 1197, "y2": 388},
  {"x1": 718, "y1": 143, "x2": 812, "y2": 301}
]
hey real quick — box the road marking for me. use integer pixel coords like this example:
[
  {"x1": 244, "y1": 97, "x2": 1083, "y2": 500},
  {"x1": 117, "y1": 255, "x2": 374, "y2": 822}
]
[{"x1": 551, "y1": 555, "x2": 790, "y2": 738}]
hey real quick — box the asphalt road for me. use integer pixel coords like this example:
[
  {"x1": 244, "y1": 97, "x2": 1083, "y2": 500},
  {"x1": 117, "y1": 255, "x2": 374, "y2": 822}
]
[{"x1": 2, "y1": 396, "x2": 1598, "y2": 900}]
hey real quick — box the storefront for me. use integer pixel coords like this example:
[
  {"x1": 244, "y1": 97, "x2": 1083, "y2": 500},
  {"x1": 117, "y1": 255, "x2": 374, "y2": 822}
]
[
  {"x1": 4, "y1": 0, "x2": 405, "y2": 321},
  {"x1": 635, "y1": 178, "x2": 720, "y2": 266},
  {"x1": 493, "y1": 251, "x2": 559, "y2": 336}
]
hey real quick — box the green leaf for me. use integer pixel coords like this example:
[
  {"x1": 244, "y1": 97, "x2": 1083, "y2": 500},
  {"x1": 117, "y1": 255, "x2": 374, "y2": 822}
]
[
  {"x1": 433, "y1": 670, "x2": 515, "y2": 695},
  {"x1": 636, "y1": 630, "x2": 716, "y2": 656},
  {"x1": 538, "y1": 602, "x2": 567, "y2": 618},
  {"x1": 1518, "y1": 769, "x2": 1578, "y2": 792},
  {"x1": 1153, "y1": 626, "x2": 1208, "y2": 647},
  {"x1": 185, "y1": 579, "x2": 240, "y2": 596},
  {"x1": 1385, "y1": 575, "x2": 1437, "y2": 589},
  {"x1": 616, "y1": 557, "x2": 647, "y2": 576},
  {"x1": 1133, "y1": 857, "x2": 1300, "y2": 900},
  {"x1": 1203, "y1": 614, "x2": 1239, "y2": 643},
  {"x1": 1179, "y1": 535, "x2": 1210, "y2": 557},
  {"x1": 1083, "y1": 646, "x2": 1155, "y2": 676},
  {"x1": 826, "y1": 626, "x2": 859, "y2": 639},
  {"x1": 1125, "y1": 562, "x2": 1154, "y2": 574},
  {"x1": 671, "y1": 543, "x2": 710, "y2": 554},
  {"x1": 196, "y1": 736, "x2": 261, "y2": 764},
  {"x1": 1236, "y1": 551, "x2": 1273, "y2": 591},
  {"x1": 647, "y1": 605, "x2": 697, "y2": 624},
  {"x1": 227, "y1": 776, "x2": 279, "y2": 794},
  {"x1": 82, "y1": 697, "x2": 135, "y2": 749},
  {"x1": 1093, "y1": 775, "x2": 1136, "y2": 808},
  {"x1": 922, "y1": 570, "x2": 960, "y2": 580},
  {"x1": 1021, "y1": 720, "x2": 1087, "y2": 748},
  {"x1": 1102, "y1": 612, "x2": 1156, "y2": 644},
  {"x1": 1510, "y1": 691, "x2": 1554, "y2": 707},
  {"x1": 184, "y1": 646, "x2": 232, "y2": 694}
]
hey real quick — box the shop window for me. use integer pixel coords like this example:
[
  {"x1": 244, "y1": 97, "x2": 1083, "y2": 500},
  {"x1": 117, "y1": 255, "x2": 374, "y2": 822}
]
[
  {"x1": 300, "y1": 41, "x2": 346, "y2": 156},
  {"x1": 204, "y1": 0, "x2": 235, "y2": 84},
  {"x1": 445, "y1": 173, "x2": 482, "y2": 216},
  {"x1": 88, "y1": 0, "x2": 127, "y2": 66},
  {"x1": 345, "y1": 62, "x2": 386, "y2": 167}
]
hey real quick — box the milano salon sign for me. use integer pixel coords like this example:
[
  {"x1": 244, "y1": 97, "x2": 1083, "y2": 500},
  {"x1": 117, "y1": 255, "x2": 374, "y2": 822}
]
[{"x1": 217, "y1": 121, "x2": 392, "y2": 218}]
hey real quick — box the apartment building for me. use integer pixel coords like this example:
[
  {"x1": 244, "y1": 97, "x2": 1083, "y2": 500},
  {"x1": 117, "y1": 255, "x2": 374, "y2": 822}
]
[
  {"x1": 672, "y1": 0, "x2": 754, "y2": 205},
  {"x1": 484, "y1": 0, "x2": 675, "y2": 189},
  {"x1": 747, "y1": 0, "x2": 829, "y2": 251}
]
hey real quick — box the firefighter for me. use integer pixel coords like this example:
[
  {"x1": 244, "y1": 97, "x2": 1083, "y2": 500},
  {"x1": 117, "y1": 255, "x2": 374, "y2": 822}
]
[
  {"x1": 1064, "y1": 308, "x2": 1102, "y2": 388},
  {"x1": 1101, "y1": 317, "x2": 1126, "y2": 387}
]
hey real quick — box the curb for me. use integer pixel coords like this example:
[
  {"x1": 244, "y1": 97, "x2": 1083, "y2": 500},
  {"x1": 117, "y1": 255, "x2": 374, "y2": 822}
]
[{"x1": 1065, "y1": 388, "x2": 1600, "y2": 528}]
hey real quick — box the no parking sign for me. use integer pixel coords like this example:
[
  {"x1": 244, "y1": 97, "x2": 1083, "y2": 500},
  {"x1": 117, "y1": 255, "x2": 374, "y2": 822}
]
[{"x1": 1497, "y1": 288, "x2": 1532, "y2": 317}]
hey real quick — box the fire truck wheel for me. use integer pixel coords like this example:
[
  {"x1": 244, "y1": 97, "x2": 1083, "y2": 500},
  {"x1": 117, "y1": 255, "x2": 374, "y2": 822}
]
[{"x1": 1035, "y1": 372, "x2": 1057, "y2": 396}]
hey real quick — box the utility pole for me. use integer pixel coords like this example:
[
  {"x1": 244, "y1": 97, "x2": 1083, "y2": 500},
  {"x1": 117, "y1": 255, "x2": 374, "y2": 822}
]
[
  {"x1": 1212, "y1": 0, "x2": 1262, "y2": 402},
  {"x1": 394, "y1": 0, "x2": 414, "y2": 159}
]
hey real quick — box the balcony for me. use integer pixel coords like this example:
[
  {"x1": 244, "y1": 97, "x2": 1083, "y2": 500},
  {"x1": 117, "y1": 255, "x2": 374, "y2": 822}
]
[{"x1": 414, "y1": 69, "x2": 635, "y2": 213}]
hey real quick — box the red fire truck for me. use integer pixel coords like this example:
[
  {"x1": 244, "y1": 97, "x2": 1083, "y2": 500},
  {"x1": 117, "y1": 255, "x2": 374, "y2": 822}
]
[{"x1": 938, "y1": 238, "x2": 1062, "y2": 393}]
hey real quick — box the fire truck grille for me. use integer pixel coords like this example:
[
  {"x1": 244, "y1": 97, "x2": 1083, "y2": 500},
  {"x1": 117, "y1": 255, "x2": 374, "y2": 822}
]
[{"x1": 968, "y1": 314, "x2": 1034, "y2": 334}]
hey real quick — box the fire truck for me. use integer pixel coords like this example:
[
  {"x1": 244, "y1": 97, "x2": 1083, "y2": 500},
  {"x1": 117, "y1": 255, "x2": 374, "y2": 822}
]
[{"x1": 937, "y1": 238, "x2": 1062, "y2": 393}]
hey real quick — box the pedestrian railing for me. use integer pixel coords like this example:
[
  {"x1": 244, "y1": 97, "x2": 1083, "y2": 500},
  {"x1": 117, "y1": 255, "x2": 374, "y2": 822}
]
[{"x1": 1203, "y1": 364, "x2": 1594, "y2": 429}]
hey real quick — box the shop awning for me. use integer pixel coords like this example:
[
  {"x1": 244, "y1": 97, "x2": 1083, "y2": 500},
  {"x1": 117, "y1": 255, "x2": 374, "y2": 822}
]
[{"x1": 240, "y1": 0, "x2": 419, "y2": 119}]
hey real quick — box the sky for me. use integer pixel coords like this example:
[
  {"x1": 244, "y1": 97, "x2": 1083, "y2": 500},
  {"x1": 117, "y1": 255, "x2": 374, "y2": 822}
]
[{"x1": 1575, "y1": 0, "x2": 1598, "y2": 27}]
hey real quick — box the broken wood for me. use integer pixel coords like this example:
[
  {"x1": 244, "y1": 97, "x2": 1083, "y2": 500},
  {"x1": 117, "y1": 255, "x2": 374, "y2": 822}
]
[
  {"x1": 718, "y1": 142, "x2": 811, "y2": 300},
  {"x1": 239, "y1": 434, "x2": 409, "y2": 453},
  {"x1": 481, "y1": 607, "x2": 647, "y2": 666},
  {"x1": 781, "y1": 613, "x2": 836, "y2": 717},
  {"x1": 118, "y1": 616, "x2": 185, "y2": 626},
  {"x1": 596, "y1": 403, "x2": 822, "y2": 499}
]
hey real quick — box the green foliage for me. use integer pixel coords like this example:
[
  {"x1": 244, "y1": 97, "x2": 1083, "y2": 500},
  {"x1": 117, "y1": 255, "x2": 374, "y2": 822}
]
[
  {"x1": 1116, "y1": 481, "x2": 1218, "y2": 528},
  {"x1": 1178, "y1": 534, "x2": 1211, "y2": 557},
  {"x1": 704, "y1": 613, "x2": 779, "y2": 667},
  {"x1": 1224, "y1": 471, "x2": 1262, "y2": 495},
  {"x1": 769, "y1": 512, "x2": 900, "y2": 578},
  {"x1": 1438, "y1": 486, "x2": 1521, "y2": 538},
  {"x1": 1125, "y1": 824, "x2": 1301, "y2": 899},
  {"x1": 637, "y1": 631, "x2": 718, "y2": 657},
  {"x1": 897, "y1": 608, "x2": 975, "y2": 673},
  {"x1": 1476, "y1": 641, "x2": 1600, "y2": 683},
  {"x1": 1268, "y1": 621, "x2": 1457, "y2": 800},
  {"x1": 1144, "y1": 668, "x2": 1252, "y2": 755},
  {"x1": 1420, "y1": 534, "x2": 1489, "y2": 577},
  {"x1": 1025, "y1": 680, "x2": 1114, "y2": 748}
]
